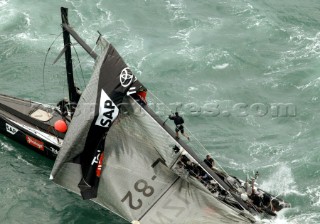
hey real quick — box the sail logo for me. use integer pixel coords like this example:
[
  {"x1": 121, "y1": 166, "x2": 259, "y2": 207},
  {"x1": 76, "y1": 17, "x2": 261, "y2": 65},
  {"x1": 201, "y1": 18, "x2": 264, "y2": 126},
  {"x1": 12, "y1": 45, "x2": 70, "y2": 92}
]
[
  {"x1": 120, "y1": 67, "x2": 134, "y2": 88},
  {"x1": 5, "y1": 123, "x2": 18, "y2": 135},
  {"x1": 95, "y1": 90, "x2": 119, "y2": 128},
  {"x1": 26, "y1": 135, "x2": 44, "y2": 151},
  {"x1": 91, "y1": 150, "x2": 104, "y2": 177},
  {"x1": 49, "y1": 147, "x2": 59, "y2": 155}
]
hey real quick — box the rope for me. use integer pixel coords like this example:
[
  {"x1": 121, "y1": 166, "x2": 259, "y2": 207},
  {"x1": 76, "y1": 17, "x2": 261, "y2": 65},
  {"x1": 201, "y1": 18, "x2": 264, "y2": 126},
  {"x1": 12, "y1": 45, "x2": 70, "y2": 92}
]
[
  {"x1": 70, "y1": 44, "x2": 84, "y2": 90},
  {"x1": 70, "y1": 42, "x2": 98, "y2": 89},
  {"x1": 42, "y1": 32, "x2": 63, "y2": 101}
]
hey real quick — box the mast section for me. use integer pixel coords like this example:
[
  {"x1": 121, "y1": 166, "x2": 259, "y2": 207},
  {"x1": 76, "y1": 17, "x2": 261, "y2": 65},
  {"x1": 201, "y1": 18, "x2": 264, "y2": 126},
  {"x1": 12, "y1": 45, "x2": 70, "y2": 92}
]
[{"x1": 61, "y1": 7, "x2": 80, "y2": 112}]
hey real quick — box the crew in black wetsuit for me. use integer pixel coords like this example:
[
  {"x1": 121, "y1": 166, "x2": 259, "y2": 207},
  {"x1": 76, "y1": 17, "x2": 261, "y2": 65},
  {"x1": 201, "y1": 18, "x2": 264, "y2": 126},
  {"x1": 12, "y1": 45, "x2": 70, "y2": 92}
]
[
  {"x1": 57, "y1": 97, "x2": 69, "y2": 118},
  {"x1": 169, "y1": 112, "x2": 190, "y2": 140},
  {"x1": 204, "y1": 155, "x2": 215, "y2": 169}
]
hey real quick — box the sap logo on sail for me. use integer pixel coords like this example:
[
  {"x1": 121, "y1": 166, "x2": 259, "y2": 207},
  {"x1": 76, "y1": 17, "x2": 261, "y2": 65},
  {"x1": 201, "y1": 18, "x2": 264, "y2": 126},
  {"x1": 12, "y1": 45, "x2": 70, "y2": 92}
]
[
  {"x1": 120, "y1": 67, "x2": 134, "y2": 88},
  {"x1": 6, "y1": 123, "x2": 18, "y2": 135},
  {"x1": 95, "y1": 90, "x2": 119, "y2": 128}
]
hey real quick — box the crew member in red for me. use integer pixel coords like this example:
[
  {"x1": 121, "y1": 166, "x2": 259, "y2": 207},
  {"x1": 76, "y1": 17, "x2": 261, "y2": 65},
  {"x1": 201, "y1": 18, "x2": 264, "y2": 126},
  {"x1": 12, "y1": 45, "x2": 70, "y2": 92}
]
[{"x1": 136, "y1": 86, "x2": 147, "y2": 105}]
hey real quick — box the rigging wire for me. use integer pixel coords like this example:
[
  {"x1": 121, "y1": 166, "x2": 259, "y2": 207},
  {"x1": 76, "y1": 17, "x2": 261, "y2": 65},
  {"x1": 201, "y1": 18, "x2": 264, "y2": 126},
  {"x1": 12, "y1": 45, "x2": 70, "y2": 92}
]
[
  {"x1": 71, "y1": 42, "x2": 98, "y2": 89},
  {"x1": 71, "y1": 43, "x2": 86, "y2": 89},
  {"x1": 42, "y1": 32, "x2": 98, "y2": 101},
  {"x1": 147, "y1": 90, "x2": 208, "y2": 152},
  {"x1": 147, "y1": 90, "x2": 228, "y2": 174},
  {"x1": 42, "y1": 32, "x2": 63, "y2": 102}
]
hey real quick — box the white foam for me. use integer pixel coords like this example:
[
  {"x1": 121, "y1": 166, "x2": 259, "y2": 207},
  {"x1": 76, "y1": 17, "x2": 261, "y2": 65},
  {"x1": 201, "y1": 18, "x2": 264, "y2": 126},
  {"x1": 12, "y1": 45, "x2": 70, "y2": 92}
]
[
  {"x1": 207, "y1": 17, "x2": 222, "y2": 27},
  {"x1": 66, "y1": 0, "x2": 82, "y2": 8},
  {"x1": 205, "y1": 50, "x2": 230, "y2": 67},
  {"x1": 165, "y1": 0, "x2": 186, "y2": 22},
  {"x1": 137, "y1": 52, "x2": 152, "y2": 72},
  {"x1": 286, "y1": 212, "x2": 320, "y2": 224},
  {"x1": 306, "y1": 185, "x2": 320, "y2": 207},
  {"x1": 248, "y1": 141, "x2": 292, "y2": 158},
  {"x1": 259, "y1": 164, "x2": 300, "y2": 196},
  {"x1": 212, "y1": 63, "x2": 229, "y2": 70},
  {"x1": 22, "y1": 12, "x2": 31, "y2": 27},
  {"x1": 0, "y1": 141, "x2": 14, "y2": 152},
  {"x1": 256, "y1": 213, "x2": 293, "y2": 224},
  {"x1": 0, "y1": 0, "x2": 7, "y2": 8},
  {"x1": 296, "y1": 77, "x2": 320, "y2": 90},
  {"x1": 188, "y1": 86, "x2": 198, "y2": 91},
  {"x1": 286, "y1": 30, "x2": 320, "y2": 63},
  {"x1": 0, "y1": 8, "x2": 14, "y2": 26},
  {"x1": 16, "y1": 155, "x2": 32, "y2": 166}
]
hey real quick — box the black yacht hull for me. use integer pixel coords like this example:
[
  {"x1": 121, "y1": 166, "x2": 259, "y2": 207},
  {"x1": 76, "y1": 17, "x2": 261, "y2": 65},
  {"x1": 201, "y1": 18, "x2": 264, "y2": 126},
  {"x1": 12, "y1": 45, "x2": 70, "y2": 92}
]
[
  {"x1": 0, "y1": 115, "x2": 60, "y2": 159},
  {"x1": 0, "y1": 94, "x2": 65, "y2": 159}
]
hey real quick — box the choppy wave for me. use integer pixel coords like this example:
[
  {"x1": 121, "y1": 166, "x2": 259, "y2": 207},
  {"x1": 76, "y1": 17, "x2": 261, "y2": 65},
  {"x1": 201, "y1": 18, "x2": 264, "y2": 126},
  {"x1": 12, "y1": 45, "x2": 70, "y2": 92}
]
[
  {"x1": 0, "y1": 0, "x2": 8, "y2": 8},
  {"x1": 260, "y1": 165, "x2": 298, "y2": 196},
  {"x1": 0, "y1": 0, "x2": 319, "y2": 223},
  {"x1": 306, "y1": 186, "x2": 320, "y2": 207}
]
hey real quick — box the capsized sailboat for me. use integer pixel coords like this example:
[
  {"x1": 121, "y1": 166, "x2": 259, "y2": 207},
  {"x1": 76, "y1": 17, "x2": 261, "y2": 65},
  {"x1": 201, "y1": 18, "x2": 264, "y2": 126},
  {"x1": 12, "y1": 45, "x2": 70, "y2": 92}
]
[
  {"x1": 49, "y1": 7, "x2": 290, "y2": 224},
  {"x1": 0, "y1": 7, "x2": 290, "y2": 224}
]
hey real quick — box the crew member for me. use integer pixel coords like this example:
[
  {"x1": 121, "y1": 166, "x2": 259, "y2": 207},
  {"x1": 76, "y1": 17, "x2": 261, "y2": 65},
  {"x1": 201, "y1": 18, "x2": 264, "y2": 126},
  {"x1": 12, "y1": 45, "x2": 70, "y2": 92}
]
[
  {"x1": 204, "y1": 154, "x2": 215, "y2": 169},
  {"x1": 169, "y1": 112, "x2": 189, "y2": 140},
  {"x1": 57, "y1": 97, "x2": 69, "y2": 118},
  {"x1": 136, "y1": 86, "x2": 147, "y2": 105}
]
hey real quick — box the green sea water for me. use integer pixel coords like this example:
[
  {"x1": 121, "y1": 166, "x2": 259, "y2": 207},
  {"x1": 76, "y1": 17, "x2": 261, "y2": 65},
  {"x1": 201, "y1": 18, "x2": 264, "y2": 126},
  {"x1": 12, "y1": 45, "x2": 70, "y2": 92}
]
[{"x1": 0, "y1": 0, "x2": 320, "y2": 223}]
